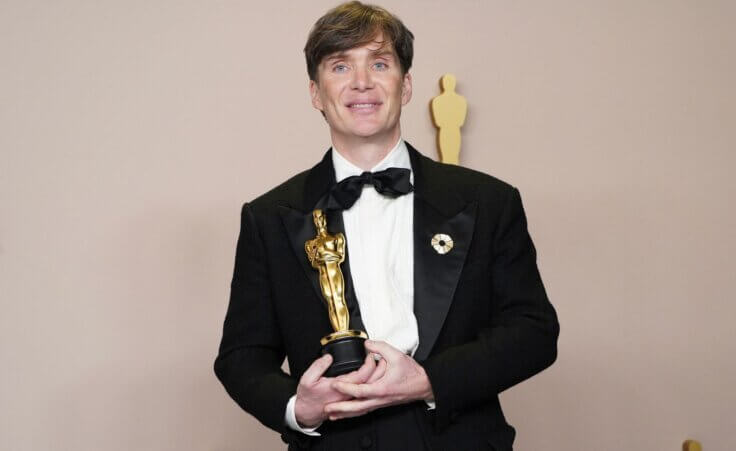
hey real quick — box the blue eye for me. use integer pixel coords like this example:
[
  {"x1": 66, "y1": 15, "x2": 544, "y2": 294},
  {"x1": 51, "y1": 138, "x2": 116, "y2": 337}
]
[
  {"x1": 374, "y1": 62, "x2": 388, "y2": 70},
  {"x1": 333, "y1": 64, "x2": 348, "y2": 73}
]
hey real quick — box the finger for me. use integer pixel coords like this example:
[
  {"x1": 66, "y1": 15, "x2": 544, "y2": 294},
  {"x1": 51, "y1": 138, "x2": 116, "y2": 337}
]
[
  {"x1": 354, "y1": 354, "x2": 378, "y2": 382},
  {"x1": 367, "y1": 357, "x2": 387, "y2": 383},
  {"x1": 364, "y1": 340, "x2": 404, "y2": 363},
  {"x1": 301, "y1": 354, "x2": 333, "y2": 385},
  {"x1": 335, "y1": 355, "x2": 375, "y2": 383},
  {"x1": 329, "y1": 407, "x2": 378, "y2": 421},
  {"x1": 329, "y1": 411, "x2": 367, "y2": 421},
  {"x1": 332, "y1": 380, "x2": 383, "y2": 399},
  {"x1": 325, "y1": 398, "x2": 386, "y2": 417}
]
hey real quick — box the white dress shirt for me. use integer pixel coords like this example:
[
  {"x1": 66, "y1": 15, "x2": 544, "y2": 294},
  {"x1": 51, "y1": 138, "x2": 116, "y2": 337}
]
[{"x1": 285, "y1": 139, "x2": 422, "y2": 435}]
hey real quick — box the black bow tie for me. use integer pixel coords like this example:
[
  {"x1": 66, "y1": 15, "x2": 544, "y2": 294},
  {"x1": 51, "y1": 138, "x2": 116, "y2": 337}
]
[{"x1": 326, "y1": 167, "x2": 414, "y2": 210}]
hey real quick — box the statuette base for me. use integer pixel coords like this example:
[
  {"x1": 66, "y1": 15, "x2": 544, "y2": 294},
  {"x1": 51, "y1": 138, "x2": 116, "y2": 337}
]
[{"x1": 320, "y1": 331, "x2": 368, "y2": 377}]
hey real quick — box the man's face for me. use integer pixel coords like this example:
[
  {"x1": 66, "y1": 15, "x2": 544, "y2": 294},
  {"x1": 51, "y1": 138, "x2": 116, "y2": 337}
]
[{"x1": 309, "y1": 34, "x2": 412, "y2": 144}]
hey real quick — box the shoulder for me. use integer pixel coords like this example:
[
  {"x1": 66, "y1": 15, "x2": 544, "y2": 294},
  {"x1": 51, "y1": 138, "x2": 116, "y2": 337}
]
[
  {"x1": 250, "y1": 169, "x2": 310, "y2": 210},
  {"x1": 416, "y1": 150, "x2": 518, "y2": 204},
  {"x1": 244, "y1": 149, "x2": 332, "y2": 215},
  {"x1": 437, "y1": 160, "x2": 513, "y2": 191},
  {"x1": 234, "y1": 168, "x2": 312, "y2": 228}
]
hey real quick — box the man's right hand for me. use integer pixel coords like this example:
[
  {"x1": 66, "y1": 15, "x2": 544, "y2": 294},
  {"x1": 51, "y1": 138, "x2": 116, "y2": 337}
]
[{"x1": 294, "y1": 353, "x2": 379, "y2": 428}]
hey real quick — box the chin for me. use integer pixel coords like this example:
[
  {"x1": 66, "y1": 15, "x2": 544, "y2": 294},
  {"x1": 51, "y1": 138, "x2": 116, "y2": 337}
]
[
  {"x1": 348, "y1": 122, "x2": 387, "y2": 138},
  {"x1": 352, "y1": 128, "x2": 383, "y2": 138}
]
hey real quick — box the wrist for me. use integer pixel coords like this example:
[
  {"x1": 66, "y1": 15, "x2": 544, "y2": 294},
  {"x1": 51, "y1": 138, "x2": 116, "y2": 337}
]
[
  {"x1": 294, "y1": 396, "x2": 322, "y2": 428},
  {"x1": 418, "y1": 365, "x2": 435, "y2": 402}
]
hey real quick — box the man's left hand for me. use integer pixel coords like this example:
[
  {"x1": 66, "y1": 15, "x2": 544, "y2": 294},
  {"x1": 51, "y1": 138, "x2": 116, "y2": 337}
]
[{"x1": 325, "y1": 340, "x2": 435, "y2": 420}]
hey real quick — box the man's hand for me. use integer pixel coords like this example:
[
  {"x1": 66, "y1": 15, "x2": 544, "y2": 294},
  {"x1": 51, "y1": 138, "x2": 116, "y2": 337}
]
[
  {"x1": 325, "y1": 340, "x2": 435, "y2": 420},
  {"x1": 294, "y1": 353, "x2": 378, "y2": 428}
]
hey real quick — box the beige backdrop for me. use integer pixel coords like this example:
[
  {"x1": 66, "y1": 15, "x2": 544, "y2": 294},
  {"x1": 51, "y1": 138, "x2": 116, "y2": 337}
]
[{"x1": 2, "y1": 1, "x2": 735, "y2": 450}]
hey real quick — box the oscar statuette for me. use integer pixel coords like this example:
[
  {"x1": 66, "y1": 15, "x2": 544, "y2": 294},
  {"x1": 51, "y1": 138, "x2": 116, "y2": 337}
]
[{"x1": 305, "y1": 209, "x2": 368, "y2": 377}]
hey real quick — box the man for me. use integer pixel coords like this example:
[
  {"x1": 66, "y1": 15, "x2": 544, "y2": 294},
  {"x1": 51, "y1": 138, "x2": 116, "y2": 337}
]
[{"x1": 214, "y1": 2, "x2": 559, "y2": 450}]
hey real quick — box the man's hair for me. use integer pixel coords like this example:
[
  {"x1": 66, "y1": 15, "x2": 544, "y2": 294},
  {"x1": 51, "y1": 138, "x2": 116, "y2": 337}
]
[{"x1": 304, "y1": 1, "x2": 414, "y2": 82}]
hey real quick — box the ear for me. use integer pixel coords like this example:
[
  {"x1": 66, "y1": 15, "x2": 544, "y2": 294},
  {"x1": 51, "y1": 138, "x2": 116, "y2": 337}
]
[
  {"x1": 309, "y1": 79, "x2": 324, "y2": 111},
  {"x1": 401, "y1": 72, "x2": 413, "y2": 106}
]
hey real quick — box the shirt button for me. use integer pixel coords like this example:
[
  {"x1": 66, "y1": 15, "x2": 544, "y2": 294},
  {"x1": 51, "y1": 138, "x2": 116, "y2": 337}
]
[{"x1": 360, "y1": 435, "x2": 373, "y2": 448}]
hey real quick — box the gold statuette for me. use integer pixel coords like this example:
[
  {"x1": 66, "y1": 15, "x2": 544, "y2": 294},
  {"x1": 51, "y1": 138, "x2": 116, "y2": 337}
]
[{"x1": 305, "y1": 209, "x2": 367, "y2": 376}]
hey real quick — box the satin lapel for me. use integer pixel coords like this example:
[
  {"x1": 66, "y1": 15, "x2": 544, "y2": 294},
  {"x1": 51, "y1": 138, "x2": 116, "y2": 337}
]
[
  {"x1": 277, "y1": 149, "x2": 365, "y2": 332},
  {"x1": 408, "y1": 144, "x2": 478, "y2": 361},
  {"x1": 278, "y1": 206, "x2": 326, "y2": 308}
]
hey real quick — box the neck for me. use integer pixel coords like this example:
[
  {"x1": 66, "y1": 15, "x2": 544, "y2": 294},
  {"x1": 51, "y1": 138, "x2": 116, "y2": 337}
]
[{"x1": 330, "y1": 128, "x2": 401, "y2": 171}]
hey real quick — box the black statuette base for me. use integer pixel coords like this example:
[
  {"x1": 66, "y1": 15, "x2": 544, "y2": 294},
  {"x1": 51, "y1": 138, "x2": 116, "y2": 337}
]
[{"x1": 321, "y1": 335, "x2": 367, "y2": 377}]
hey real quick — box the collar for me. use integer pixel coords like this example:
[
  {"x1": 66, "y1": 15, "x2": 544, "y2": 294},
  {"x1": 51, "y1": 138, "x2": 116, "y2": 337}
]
[
  {"x1": 303, "y1": 142, "x2": 464, "y2": 218},
  {"x1": 331, "y1": 139, "x2": 412, "y2": 183}
]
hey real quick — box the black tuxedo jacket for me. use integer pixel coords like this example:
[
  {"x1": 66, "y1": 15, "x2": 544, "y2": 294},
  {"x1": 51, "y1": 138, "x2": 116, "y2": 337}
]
[{"x1": 215, "y1": 144, "x2": 559, "y2": 450}]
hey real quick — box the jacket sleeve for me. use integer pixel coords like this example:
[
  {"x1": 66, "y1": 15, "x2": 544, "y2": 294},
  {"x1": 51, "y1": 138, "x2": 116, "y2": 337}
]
[
  {"x1": 420, "y1": 188, "x2": 560, "y2": 430},
  {"x1": 214, "y1": 203, "x2": 297, "y2": 434}
]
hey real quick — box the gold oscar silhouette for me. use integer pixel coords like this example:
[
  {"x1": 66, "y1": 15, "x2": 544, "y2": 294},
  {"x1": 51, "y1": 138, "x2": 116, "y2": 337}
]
[
  {"x1": 683, "y1": 440, "x2": 703, "y2": 451},
  {"x1": 305, "y1": 209, "x2": 367, "y2": 376},
  {"x1": 431, "y1": 73, "x2": 468, "y2": 165}
]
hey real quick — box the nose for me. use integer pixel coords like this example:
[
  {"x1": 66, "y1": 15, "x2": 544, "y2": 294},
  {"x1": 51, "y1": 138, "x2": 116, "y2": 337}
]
[{"x1": 350, "y1": 66, "x2": 374, "y2": 91}]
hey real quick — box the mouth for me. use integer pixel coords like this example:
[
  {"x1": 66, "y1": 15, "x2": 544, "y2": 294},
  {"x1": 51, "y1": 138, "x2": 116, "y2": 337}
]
[{"x1": 346, "y1": 102, "x2": 382, "y2": 111}]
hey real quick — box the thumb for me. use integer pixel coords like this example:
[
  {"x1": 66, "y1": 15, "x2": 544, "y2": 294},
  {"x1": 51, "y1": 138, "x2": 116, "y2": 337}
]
[
  {"x1": 302, "y1": 354, "x2": 333, "y2": 385},
  {"x1": 336, "y1": 355, "x2": 375, "y2": 383}
]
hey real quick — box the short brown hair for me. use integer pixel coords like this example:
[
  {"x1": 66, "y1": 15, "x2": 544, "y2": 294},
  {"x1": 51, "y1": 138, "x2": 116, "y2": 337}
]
[{"x1": 304, "y1": 1, "x2": 414, "y2": 81}]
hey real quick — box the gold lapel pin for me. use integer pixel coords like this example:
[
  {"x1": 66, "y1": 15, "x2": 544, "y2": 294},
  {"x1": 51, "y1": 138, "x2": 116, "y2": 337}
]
[{"x1": 431, "y1": 233, "x2": 454, "y2": 255}]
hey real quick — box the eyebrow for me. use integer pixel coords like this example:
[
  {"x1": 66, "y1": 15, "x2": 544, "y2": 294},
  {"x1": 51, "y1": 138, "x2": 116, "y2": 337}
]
[
  {"x1": 371, "y1": 50, "x2": 395, "y2": 59},
  {"x1": 323, "y1": 49, "x2": 396, "y2": 64},
  {"x1": 323, "y1": 52, "x2": 348, "y2": 63}
]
